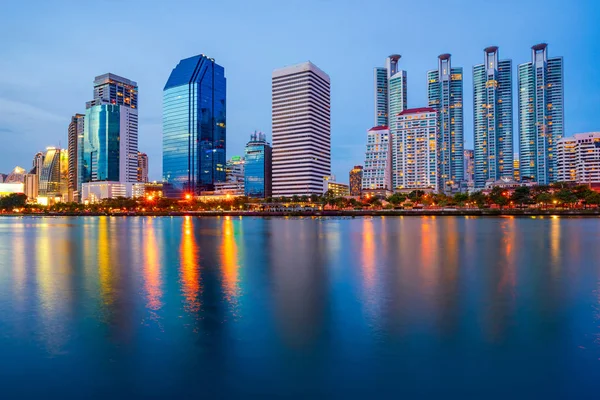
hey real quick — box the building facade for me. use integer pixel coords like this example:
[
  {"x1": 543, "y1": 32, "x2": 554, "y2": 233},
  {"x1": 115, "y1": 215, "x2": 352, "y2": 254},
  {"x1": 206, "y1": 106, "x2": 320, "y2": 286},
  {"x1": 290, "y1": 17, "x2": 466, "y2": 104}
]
[
  {"x1": 68, "y1": 113, "x2": 84, "y2": 202},
  {"x1": 272, "y1": 61, "x2": 331, "y2": 196},
  {"x1": 244, "y1": 131, "x2": 272, "y2": 198},
  {"x1": 473, "y1": 46, "x2": 514, "y2": 189},
  {"x1": 349, "y1": 165, "x2": 363, "y2": 196},
  {"x1": 556, "y1": 133, "x2": 600, "y2": 184},
  {"x1": 163, "y1": 55, "x2": 226, "y2": 197},
  {"x1": 38, "y1": 148, "x2": 68, "y2": 202},
  {"x1": 323, "y1": 176, "x2": 350, "y2": 197},
  {"x1": 513, "y1": 154, "x2": 521, "y2": 181},
  {"x1": 428, "y1": 54, "x2": 464, "y2": 194},
  {"x1": 464, "y1": 149, "x2": 474, "y2": 184},
  {"x1": 374, "y1": 55, "x2": 404, "y2": 127},
  {"x1": 518, "y1": 43, "x2": 564, "y2": 185},
  {"x1": 362, "y1": 126, "x2": 392, "y2": 196},
  {"x1": 137, "y1": 152, "x2": 148, "y2": 183},
  {"x1": 79, "y1": 74, "x2": 139, "y2": 197},
  {"x1": 392, "y1": 108, "x2": 438, "y2": 192}
]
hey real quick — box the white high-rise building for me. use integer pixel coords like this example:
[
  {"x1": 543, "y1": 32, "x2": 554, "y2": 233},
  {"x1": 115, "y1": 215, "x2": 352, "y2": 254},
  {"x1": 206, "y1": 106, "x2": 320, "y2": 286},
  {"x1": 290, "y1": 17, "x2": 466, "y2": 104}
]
[
  {"x1": 392, "y1": 108, "x2": 439, "y2": 192},
  {"x1": 556, "y1": 133, "x2": 600, "y2": 184},
  {"x1": 362, "y1": 126, "x2": 392, "y2": 196},
  {"x1": 271, "y1": 62, "x2": 331, "y2": 196}
]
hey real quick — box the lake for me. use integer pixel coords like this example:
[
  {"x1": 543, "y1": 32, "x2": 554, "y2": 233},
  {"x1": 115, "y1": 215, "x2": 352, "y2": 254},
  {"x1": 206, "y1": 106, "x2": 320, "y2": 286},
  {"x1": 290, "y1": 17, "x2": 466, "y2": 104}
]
[{"x1": 0, "y1": 216, "x2": 599, "y2": 398}]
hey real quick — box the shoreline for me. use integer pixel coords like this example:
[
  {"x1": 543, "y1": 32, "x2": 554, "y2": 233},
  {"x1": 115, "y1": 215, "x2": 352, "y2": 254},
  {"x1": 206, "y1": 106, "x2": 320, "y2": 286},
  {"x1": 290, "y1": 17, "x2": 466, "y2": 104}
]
[{"x1": 2, "y1": 209, "x2": 600, "y2": 218}]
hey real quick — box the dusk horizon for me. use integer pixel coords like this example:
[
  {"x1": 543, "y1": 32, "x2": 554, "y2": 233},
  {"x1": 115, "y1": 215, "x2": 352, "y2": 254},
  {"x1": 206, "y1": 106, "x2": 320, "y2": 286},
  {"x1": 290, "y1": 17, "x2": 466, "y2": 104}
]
[{"x1": 1, "y1": 0, "x2": 599, "y2": 182}]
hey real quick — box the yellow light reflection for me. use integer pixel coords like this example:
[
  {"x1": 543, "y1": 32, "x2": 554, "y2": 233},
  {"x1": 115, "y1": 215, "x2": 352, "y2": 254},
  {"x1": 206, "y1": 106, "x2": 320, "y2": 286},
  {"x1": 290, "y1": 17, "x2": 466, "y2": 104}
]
[
  {"x1": 144, "y1": 218, "x2": 162, "y2": 312},
  {"x1": 221, "y1": 218, "x2": 240, "y2": 308},
  {"x1": 180, "y1": 216, "x2": 201, "y2": 313},
  {"x1": 98, "y1": 217, "x2": 115, "y2": 306},
  {"x1": 362, "y1": 218, "x2": 376, "y2": 290}
]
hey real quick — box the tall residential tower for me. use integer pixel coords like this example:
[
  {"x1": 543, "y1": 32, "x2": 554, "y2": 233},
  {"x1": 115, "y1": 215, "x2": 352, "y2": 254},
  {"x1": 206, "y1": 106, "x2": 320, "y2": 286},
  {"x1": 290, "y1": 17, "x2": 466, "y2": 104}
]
[
  {"x1": 162, "y1": 54, "x2": 226, "y2": 197},
  {"x1": 271, "y1": 62, "x2": 331, "y2": 196},
  {"x1": 67, "y1": 113, "x2": 84, "y2": 202},
  {"x1": 427, "y1": 54, "x2": 464, "y2": 193},
  {"x1": 473, "y1": 46, "x2": 514, "y2": 189},
  {"x1": 518, "y1": 43, "x2": 564, "y2": 184}
]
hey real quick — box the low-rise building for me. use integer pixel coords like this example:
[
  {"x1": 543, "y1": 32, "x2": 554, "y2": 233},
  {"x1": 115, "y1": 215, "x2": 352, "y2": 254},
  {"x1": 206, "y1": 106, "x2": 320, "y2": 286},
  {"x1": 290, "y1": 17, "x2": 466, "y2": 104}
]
[{"x1": 323, "y1": 176, "x2": 350, "y2": 197}]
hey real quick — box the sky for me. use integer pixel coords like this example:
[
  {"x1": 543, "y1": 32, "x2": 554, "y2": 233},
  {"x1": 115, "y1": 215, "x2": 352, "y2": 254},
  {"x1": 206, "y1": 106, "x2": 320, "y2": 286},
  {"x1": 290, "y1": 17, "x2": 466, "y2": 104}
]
[{"x1": 0, "y1": 0, "x2": 599, "y2": 182}]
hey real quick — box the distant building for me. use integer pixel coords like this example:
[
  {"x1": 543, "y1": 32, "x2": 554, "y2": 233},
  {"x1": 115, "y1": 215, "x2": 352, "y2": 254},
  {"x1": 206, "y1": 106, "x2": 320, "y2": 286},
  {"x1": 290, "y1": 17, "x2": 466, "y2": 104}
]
[
  {"x1": 349, "y1": 165, "x2": 363, "y2": 196},
  {"x1": 163, "y1": 55, "x2": 226, "y2": 197},
  {"x1": 272, "y1": 61, "x2": 331, "y2": 196},
  {"x1": 518, "y1": 44, "x2": 564, "y2": 185},
  {"x1": 4, "y1": 166, "x2": 26, "y2": 183},
  {"x1": 513, "y1": 154, "x2": 520, "y2": 182},
  {"x1": 24, "y1": 174, "x2": 38, "y2": 200},
  {"x1": 464, "y1": 149, "x2": 474, "y2": 184},
  {"x1": 68, "y1": 113, "x2": 84, "y2": 202},
  {"x1": 556, "y1": 133, "x2": 600, "y2": 184},
  {"x1": 81, "y1": 181, "x2": 159, "y2": 202},
  {"x1": 79, "y1": 74, "x2": 139, "y2": 197},
  {"x1": 38, "y1": 148, "x2": 68, "y2": 202},
  {"x1": 137, "y1": 152, "x2": 149, "y2": 183},
  {"x1": 323, "y1": 176, "x2": 350, "y2": 197},
  {"x1": 392, "y1": 108, "x2": 439, "y2": 192},
  {"x1": 0, "y1": 174, "x2": 5, "y2": 183},
  {"x1": 362, "y1": 126, "x2": 392, "y2": 196},
  {"x1": 244, "y1": 131, "x2": 272, "y2": 198},
  {"x1": 428, "y1": 53, "x2": 464, "y2": 194},
  {"x1": 473, "y1": 46, "x2": 514, "y2": 189}
]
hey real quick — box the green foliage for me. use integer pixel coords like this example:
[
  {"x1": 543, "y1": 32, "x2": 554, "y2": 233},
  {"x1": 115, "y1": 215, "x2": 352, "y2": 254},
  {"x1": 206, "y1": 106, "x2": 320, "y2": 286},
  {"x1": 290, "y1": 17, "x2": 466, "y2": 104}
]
[{"x1": 0, "y1": 193, "x2": 27, "y2": 210}]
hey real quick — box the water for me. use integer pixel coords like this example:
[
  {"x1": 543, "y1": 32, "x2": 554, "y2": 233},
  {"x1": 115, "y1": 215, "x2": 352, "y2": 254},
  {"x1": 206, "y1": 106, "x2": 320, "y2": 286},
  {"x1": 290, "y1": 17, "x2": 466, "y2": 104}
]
[{"x1": 0, "y1": 216, "x2": 599, "y2": 398}]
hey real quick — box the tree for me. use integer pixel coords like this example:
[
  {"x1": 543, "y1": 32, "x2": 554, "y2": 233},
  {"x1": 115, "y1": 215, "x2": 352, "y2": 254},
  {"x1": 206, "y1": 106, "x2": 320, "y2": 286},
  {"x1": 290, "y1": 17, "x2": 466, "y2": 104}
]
[
  {"x1": 469, "y1": 191, "x2": 487, "y2": 208},
  {"x1": 555, "y1": 189, "x2": 577, "y2": 208},
  {"x1": 408, "y1": 190, "x2": 425, "y2": 203},
  {"x1": 511, "y1": 186, "x2": 531, "y2": 207},
  {"x1": 387, "y1": 193, "x2": 406, "y2": 206},
  {"x1": 453, "y1": 193, "x2": 469, "y2": 206},
  {"x1": 0, "y1": 193, "x2": 28, "y2": 210},
  {"x1": 535, "y1": 192, "x2": 553, "y2": 209},
  {"x1": 489, "y1": 187, "x2": 509, "y2": 209},
  {"x1": 584, "y1": 191, "x2": 600, "y2": 208}
]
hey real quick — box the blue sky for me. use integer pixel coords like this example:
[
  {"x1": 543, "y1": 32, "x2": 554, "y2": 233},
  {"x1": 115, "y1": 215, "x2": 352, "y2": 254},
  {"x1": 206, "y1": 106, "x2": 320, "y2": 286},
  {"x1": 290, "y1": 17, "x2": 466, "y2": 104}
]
[{"x1": 1, "y1": 0, "x2": 599, "y2": 182}]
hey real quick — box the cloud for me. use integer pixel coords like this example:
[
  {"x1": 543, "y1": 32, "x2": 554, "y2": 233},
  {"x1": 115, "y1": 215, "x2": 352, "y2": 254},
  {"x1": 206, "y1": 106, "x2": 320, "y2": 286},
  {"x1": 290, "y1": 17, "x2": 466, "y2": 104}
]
[{"x1": 0, "y1": 97, "x2": 64, "y2": 123}]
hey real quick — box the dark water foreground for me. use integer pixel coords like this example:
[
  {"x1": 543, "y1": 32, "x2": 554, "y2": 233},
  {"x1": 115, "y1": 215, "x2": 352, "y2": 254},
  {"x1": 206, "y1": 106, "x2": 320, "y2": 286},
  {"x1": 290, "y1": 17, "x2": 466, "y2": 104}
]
[{"x1": 0, "y1": 216, "x2": 599, "y2": 398}]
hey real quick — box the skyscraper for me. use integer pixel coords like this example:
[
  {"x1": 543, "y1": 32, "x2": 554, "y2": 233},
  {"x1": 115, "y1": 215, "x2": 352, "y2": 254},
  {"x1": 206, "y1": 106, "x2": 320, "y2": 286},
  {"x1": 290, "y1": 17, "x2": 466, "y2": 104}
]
[
  {"x1": 163, "y1": 54, "x2": 226, "y2": 197},
  {"x1": 464, "y1": 149, "x2": 474, "y2": 184},
  {"x1": 271, "y1": 61, "x2": 330, "y2": 196},
  {"x1": 244, "y1": 131, "x2": 272, "y2": 198},
  {"x1": 349, "y1": 165, "x2": 363, "y2": 196},
  {"x1": 392, "y1": 108, "x2": 439, "y2": 192},
  {"x1": 79, "y1": 74, "x2": 139, "y2": 193},
  {"x1": 428, "y1": 54, "x2": 464, "y2": 193},
  {"x1": 68, "y1": 113, "x2": 84, "y2": 202},
  {"x1": 556, "y1": 133, "x2": 600, "y2": 184},
  {"x1": 518, "y1": 43, "x2": 564, "y2": 185},
  {"x1": 473, "y1": 46, "x2": 514, "y2": 189},
  {"x1": 137, "y1": 152, "x2": 148, "y2": 183},
  {"x1": 362, "y1": 126, "x2": 392, "y2": 196},
  {"x1": 374, "y1": 55, "x2": 406, "y2": 127}
]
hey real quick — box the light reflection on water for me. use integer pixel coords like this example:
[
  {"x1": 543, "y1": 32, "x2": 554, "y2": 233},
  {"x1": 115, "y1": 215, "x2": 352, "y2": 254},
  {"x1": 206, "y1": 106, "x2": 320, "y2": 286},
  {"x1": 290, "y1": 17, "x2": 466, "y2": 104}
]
[{"x1": 0, "y1": 216, "x2": 599, "y2": 397}]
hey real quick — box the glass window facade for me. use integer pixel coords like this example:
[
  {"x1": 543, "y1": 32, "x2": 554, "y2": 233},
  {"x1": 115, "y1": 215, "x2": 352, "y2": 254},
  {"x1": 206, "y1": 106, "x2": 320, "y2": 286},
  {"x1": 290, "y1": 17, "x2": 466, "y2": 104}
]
[
  {"x1": 244, "y1": 133, "x2": 272, "y2": 198},
  {"x1": 163, "y1": 55, "x2": 226, "y2": 197},
  {"x1": 79, "y1": 104, "x2": 121, "y2": 187}
]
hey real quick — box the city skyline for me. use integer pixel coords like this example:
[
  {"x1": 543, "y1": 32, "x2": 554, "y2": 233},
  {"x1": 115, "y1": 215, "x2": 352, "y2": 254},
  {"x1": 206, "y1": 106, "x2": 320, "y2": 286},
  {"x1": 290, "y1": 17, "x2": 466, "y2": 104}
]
[{"x1": 1, "y1": 0, "x2": 599, "y2": 183}]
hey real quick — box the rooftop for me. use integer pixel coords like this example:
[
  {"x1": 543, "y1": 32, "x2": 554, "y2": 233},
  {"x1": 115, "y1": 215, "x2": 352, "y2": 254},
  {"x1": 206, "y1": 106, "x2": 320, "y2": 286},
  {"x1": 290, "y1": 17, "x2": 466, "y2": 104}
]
[
  {"x1": 368, "y1": 126, "x2": 389, "y2": 131},
  {"x1": 272, "y1": 61, "x2": 330, "y2": 82},
  {"x1": 398, "y1": 107, "x2": 436, "y2": 115}
]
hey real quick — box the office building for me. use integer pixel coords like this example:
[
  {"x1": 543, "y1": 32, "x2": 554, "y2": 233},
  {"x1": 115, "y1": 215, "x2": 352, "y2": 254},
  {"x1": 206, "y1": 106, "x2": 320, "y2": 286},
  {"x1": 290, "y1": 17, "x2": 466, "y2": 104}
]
[
  {"x1": 362, "y1": 126, "x2": 392, "y2": 196},
  {"x1": 323, "y1": 176, "x2": 350, "y2": 197},
  {"x1": 556, "y1": 133, "x2": 600, "y2": 184},
  {"x1": 38, "y1": 147, "x2": 68, "y2": 202},
  {"x1": 24, "y1": 174, "x2": 38, "y2": 200},
  {"x1": 392, "y1": 108, "x2": 438, "y2": 192},
  {"x1": 32, "y1": 152, "x2": 44, "y2": 176},
  {"x1": 473, "y1": 46, "x2": 514, "y2": 189},
  {"x1": 518, "y1": 43, "x2": 564, "y2": 185},
  {"x1": 79, "y1": 74, "x2": 139, "y2": 195},
  {"x1": 244, "y1": 131, "x2": 272, "y2": 198},
  {"x1": 163, "y1": 54, "x2": 226, "y2": 197},
  {"x1": 137, "y1": 152, "x2": 148, "y2": 183},
  {"x1": 272, "y1": 61, "x2": 331, "y2": 196},
  {"x1": 428, "y1": 54, "x2": 464, "y2": 193},
  {"x1": 374, "y1": 55, "x2": 406, "y2": 127},
  {"x1": 68, "y1": 113, "x2": 84, "y2": 202},
  {"x1": 349, "y1": 165, "x2": 363, "y2": 196}
]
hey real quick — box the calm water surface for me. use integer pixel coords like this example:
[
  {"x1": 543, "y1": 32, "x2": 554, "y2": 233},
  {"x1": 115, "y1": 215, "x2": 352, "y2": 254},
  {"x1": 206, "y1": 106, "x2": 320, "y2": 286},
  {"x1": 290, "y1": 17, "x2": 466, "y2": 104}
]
[{"x1": 0, "y1": 216, "x2": 599, "y2": 398}]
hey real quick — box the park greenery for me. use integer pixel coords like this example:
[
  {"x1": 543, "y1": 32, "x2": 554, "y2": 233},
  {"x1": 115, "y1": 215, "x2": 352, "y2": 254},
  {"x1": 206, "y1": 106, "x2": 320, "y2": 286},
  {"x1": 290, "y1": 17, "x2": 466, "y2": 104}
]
[{"x1": 1, "y1": 182, "x2": 600, "y2": 214}]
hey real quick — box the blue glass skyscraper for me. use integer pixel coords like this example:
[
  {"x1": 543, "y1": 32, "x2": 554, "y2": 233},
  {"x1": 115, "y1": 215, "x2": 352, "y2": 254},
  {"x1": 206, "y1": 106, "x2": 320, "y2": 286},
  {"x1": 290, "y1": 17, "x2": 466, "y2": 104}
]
[
  {"x1": 244, "y1": 132, "x2": 272, "y2": 198},
  {"x1": 163, "y1": 54, "x2": 226, "y2": 197}
]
